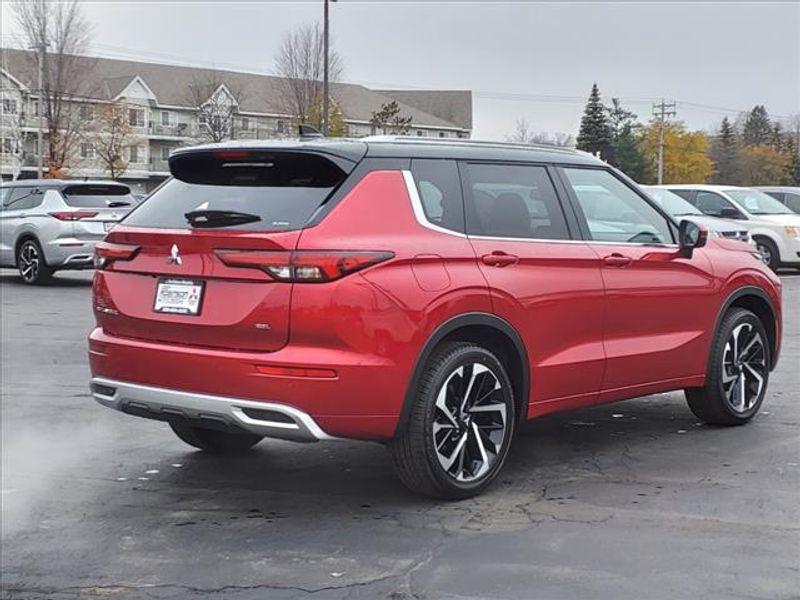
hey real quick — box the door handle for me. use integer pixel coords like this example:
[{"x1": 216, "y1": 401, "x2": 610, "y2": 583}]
[
  {"x1": 481, "y1": 251, "x2": 519, "y2": 268},
  {"x1": 602, "y1": 253, "x2": 634, "y2": 268}
]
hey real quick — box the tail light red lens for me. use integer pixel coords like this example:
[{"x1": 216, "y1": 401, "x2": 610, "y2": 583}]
[
  {"x1": 94, "y1": 241, "x2": 140, "y2": 269},
  {"x1": 49, "y1": 210, "x2": 98, "y2": 221},
  {"x1": 215, "y1": 249, "x2": 394, "y2": 283}
]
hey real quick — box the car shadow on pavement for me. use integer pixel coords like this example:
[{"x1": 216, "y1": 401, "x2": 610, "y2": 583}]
[
  {"x1": 0, "y1": 270, "x2": 93, "y2": 287},
  {"x1": 146, "y1": 393, "x2": 712, "y2": 508}
]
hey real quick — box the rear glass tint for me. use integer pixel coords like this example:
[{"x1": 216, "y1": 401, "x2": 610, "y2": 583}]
[
  {"x1": 123, "y1": 152, "x2": 348, "y2": 231},
  {"x1": 63, "y1": 184, "x2": 135, "y2": 208}
]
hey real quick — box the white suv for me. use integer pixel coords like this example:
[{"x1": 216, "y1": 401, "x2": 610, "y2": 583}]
[{"x1": 658, "y1": 184, "x2": 800, "y2": 271}]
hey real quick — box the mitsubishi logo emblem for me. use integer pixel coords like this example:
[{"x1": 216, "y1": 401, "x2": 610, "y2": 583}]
[{"x1": 168, "y1": 244, "x2": 182, "y2": 265}]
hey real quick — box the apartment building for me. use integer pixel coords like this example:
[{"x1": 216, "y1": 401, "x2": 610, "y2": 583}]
[{"x1": 0, "y1": 48, "x2": 472, "y2": 192}]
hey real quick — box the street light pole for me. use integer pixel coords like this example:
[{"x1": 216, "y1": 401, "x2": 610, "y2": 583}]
[
  {"x1": 36, "y1": 42, "x2": 45, "y2": 178},
  {"x1": 322, "y1": 0, "x2": 336, "y2": 136}
]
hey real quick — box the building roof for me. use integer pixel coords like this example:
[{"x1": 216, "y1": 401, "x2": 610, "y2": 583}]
[
  {"x1": 377, "y1": 90, "x2": 473, "y2": 131},
  {"x1": 0, "y1": 48, "x2": 471, "y2": 132}
]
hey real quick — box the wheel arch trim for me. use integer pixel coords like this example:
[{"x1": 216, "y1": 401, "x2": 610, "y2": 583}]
[{"x1": 396, "y1": 312, "x2": 530, "y2": 435}]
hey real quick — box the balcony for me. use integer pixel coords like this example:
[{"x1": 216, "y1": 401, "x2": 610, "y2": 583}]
[
  {"x1": 148, "y1": 122, "x2": 194, "y2": 139},
  {"x1": 149, "y1": 158, "x2": 170, "y2": 173}
]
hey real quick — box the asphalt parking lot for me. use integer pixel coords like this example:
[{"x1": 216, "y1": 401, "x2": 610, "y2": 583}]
[{"x1": 1, "y1": 269, "x2": 798, "y2": 600}]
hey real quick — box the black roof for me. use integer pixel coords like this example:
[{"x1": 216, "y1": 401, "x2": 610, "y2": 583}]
[{"x1": 169, "y1": 136, "x2": 604, "y2": 167}]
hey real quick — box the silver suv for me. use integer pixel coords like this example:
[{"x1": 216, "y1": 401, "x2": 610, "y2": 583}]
[{"x1": 0, "y1": 180, "x2": 139, "y2": 284}]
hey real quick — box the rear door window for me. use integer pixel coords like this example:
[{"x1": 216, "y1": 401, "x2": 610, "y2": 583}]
[
  {"x1": 694, "y1": 191, "x2": 739, "y2": 217},
  {"x1": 461, "y1": 163, "x2": 571, "y2": 240},
  {"x1": 123, "y1": 151, "x2": 348, "y2": 231},
  {"x1": 62, "y1": 184, "x2": 136, "y2": 208}
]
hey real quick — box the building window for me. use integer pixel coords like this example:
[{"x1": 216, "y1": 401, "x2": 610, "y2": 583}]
[
  {"x1": 128, "y1": 108, "x2": 145, "y2": 127},
  {"x1": 129, "y1": 145, "x2": 139, "y2": 163},
  {"x1": 161, "y1": 146, "x2": 171, "y2": 160},
  {"x1": 161, "y1": 111, "x2": 172, "y2": 126},
  {"x1": 30, "y1": 99, "x2": 39, "y2": 117},
  {"x1": 2, "y1": 99, "x2": 18, "y2": 114},
  {"x1": 80, "y1": 143, "x2": 95, "y2": 158},
  {"x1": 438, "y1": 131, "x2": 446, "y2": 138},
  {"x1": 277, "y1": 120, "x2": 289, "y2": 134},
  {"x1": 79, "y1": 105, "x2": 93, "y2": 121},
  {"x1": 416, "y1": 130, "x2": 425, "y2": 137},
  {"x1": 1, "y1": 138, "x2": 15, "y2": 154},
  {"x1": 241, "y1": 117, "x2": 250, "y2": 131}
]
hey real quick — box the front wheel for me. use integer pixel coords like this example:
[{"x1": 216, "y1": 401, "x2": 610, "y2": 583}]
[
  {"x1": 169, "y1": 422, "x2": 263, "y2": 454},
  {"x1": 17, "y1": 239, "x2": 53, "y2": 285},
  {"x1": 389, "y1": 342, "x2": 516, "y2": 499},
  {"x1": 754, "y1": 237, "x2": 779, "y2": 272},
  {"x1": 685, "y1": 307, "x2": 770, "y2": 425}
]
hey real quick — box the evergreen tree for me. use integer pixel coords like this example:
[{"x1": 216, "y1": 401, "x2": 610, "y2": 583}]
[
  {"x1": 576, "y1": 83, "x2": 613, "y2": 160},
  {"x1": 606, "y1": 98, "x2": 637, "y2": 138},
  {"x1": 710, "y1": 117, "x2": 739, "y2": 184},
  {"x1": 742, "y1": 105, "x2": 773, "y2": 146},
  {"x1": 613, "y1": 124, "x2": 649, "y2": 182}
]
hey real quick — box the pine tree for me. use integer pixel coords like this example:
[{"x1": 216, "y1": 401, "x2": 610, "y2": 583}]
[
  {"x1": 710, "y1": 117, "x2": 739, "y2": 184},
  {"x1": 576, "y1": 83, "x2": 613, "y2": 160},
  {"x1": 613, "y1": 124, "x2": 649, "y2": 182},
  {"x1": 742, "y1": 105, "x2": 773, "y2": 146}
]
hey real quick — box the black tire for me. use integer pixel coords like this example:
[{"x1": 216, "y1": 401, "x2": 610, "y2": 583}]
[
  {"x1": 389, "y1": 342, "x2": 516, "y2": 499},
  {"x1": 169, "y1": 422, "x2": 263, "y2": 454},
  {"x1": 754, "y1": 237, "x2": 780, "y2": 272},
  {"x1": 17, "y1": 238, "x2": 53, "y2": 285},
  {"x1": 685, "y1": 307, "x2": 770, "y2": 426}
]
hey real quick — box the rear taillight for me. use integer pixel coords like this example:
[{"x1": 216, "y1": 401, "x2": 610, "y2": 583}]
[
  {"x1": 49, "y1": 210, "x2": 98, "y2": 221},
  {"x1": 94, "y1": 241, "x2": 140, "y2": 269},
  {"x1": 215, "y1": 249, "x2": 394, "y2": 283}
]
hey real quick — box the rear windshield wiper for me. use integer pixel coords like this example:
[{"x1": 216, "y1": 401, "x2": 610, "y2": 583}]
[
  {"x1": 185, "y1": 209, "x2": 262, "y2": 228},
  {"x1": 107, "y1": 201, "x2": 131, "y2": 208}
]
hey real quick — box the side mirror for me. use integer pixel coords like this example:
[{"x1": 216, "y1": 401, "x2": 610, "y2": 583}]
[
  {"x1": 719, "y1": 206, "x2": 742, "y2": 219},
  {"x1": 679, "y1": 219, "x2": 708, "y2": 258}
]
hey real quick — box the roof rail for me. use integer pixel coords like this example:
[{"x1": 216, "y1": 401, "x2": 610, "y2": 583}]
[{"x1": 360, "y1": 135, "x2": 581, "y2": 155}]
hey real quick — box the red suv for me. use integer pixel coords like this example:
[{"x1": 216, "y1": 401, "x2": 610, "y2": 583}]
[{"x1": 89, "y1": 138, "x2": 782, "y2": 498}]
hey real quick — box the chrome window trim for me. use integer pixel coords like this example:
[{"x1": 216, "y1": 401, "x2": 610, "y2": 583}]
[{"x1": 403, "y1": 169, "x2": 679, "y2": 248}]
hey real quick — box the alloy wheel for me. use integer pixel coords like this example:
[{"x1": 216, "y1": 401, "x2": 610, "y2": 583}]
[
  {"x1": 18, "y1": 241, "x2": 40, "y2": 283},
  {"x1": 721, "y1": 322, "x2": 767, "y2": 413},
  {"x1": 756, "y1": 243, "x2": 772, "y2": 266},
  {"x1": 432, "y1": 362, "x2": 509, "y2": 482}
]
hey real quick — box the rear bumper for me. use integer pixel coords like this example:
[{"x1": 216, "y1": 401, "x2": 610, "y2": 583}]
[
  {"x1": 88, "y1": 328, "x2": 405, "y2": 440},
  {"x1": 44, "y1": 237, "x2": 98, "y2": 269},
  {"x1": 91, "y1": 376, "x2": 332, "y2": 442}
]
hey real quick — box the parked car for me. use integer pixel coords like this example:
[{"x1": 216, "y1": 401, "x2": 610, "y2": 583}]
[
  {"x1": 89, "y1": 138, "x2": 782, "y2": 499},
  {"x1": 757, "y1": 187, "x2": 800, "y2": 214},
  {"x1": 0, "y1": 180, "x2": 139, "y2": 284},
  {"x1": 642, "y1": 186, "x2": 752, "y2": 245},
  {"x1": 658, "y1": 184, "x2": 800, "y2": 271}
]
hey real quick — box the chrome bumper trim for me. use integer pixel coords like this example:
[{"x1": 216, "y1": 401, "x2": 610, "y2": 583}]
[{"x1": 90, "y1": 377, "x2": 333, "y2": 443}]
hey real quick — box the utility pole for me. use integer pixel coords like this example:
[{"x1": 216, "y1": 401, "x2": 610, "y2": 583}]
[
  {"x1": 32, "y1": 42, "x2": 47, "y2": 178},
  {"x1": 322, "y1": 0, "x2": 337, "y2": 136},
  {"x1": 652, "y1": 99, "x2": 676, "y2": 184}
]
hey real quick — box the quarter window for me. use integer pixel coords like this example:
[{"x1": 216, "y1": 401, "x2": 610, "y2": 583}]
[
  {"x1": 5, "y1": 187, "x2": 43, "y2": 211},
  {"x1": 411, "y1": 159, "x2": 464, "y2": 233},
  {"x1": 563, "y1": 168, "x2": 673, "y2": 244},
  {"x1": 462, "y1": 163, "x2": 570, "y2": 240}
]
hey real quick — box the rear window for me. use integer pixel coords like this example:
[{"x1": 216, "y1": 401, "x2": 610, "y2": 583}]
[
  {"x1": 62, "y1": 184, "x2": 135, "y2": 208},
  {"x1": 122, "y1": 152, "x2": 347, "y2": 231}
]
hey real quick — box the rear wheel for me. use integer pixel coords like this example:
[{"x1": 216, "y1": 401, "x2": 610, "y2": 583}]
[
  {"x1": 754, "y1": 237, "x2": 779, "y2": 271},
  {"x1": 17, "y1": 239, "x2": 53, "y2": 285},
  {"x1": 685, "y1": 307, "x2": 769, "y2": 425},
  {"x1": 389, "y1": 342, "x2": 516, "y2": 499},
  {"x1": 169, "y1": 422, "x2": 263, "y2": 454}
]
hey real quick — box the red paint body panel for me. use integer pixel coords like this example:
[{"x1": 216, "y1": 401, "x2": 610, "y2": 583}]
[{"x1": 89, "y1": 165, "x2": 783, "y2": 441}]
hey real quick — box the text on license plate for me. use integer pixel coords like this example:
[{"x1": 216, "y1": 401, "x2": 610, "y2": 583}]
[{"x1": 154, "y1": 279, "x2": 205, "y2": 315}]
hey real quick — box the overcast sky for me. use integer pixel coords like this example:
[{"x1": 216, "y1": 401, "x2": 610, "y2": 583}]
[{"x1": 2, "y1": 1, "x2": 798, "y2": 138}]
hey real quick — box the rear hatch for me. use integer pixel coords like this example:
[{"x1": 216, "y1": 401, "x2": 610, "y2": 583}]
[
  {"x1": 62, "y1": 183, "x2": 139, "y2": 239},
  {"x1": 95, "y1": 147, "x2": 360, "y2": 352}
]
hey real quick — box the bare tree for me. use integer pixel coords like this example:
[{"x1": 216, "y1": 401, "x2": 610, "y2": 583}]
[
  {"x1": 186, "y1": 72, "x2": 246, "y2": 143},
  {"x1": 0, "y1": 83, "x2": 24, "y2": 180},
  {"x1": 84, "y1": 101, "x2": 139, "y2": 179},
  {"x1": 507, "y1": 117, "x2": 574, "y2": 147},
  {"x1": 274, "y1": 22, "x2": 342, "y2": 130},
  {"x1": 13, "y1": 0, "x2": 94, "y2": 177}
]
